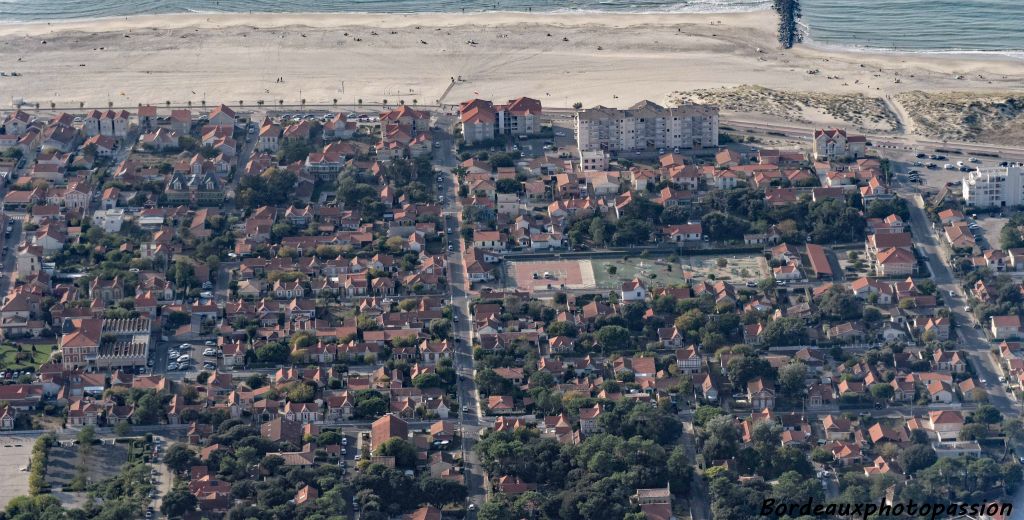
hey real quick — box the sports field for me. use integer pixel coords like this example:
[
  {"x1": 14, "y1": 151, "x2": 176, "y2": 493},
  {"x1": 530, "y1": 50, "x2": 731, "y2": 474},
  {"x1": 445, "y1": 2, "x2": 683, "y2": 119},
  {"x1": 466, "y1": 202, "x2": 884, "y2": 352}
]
[
  {"x1": 507, "y1": 254, "x2": 767, "y2": 292},
  {"x1": 508, "y1": 259, "x2": 596, "y2": 292}
]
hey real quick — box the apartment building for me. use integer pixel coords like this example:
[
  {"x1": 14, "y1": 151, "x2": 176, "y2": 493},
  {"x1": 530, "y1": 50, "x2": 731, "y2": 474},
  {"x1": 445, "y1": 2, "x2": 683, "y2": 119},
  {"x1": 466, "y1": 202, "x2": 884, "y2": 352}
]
[
  {"x1": 963, "y1": 166, "x2": 1024, "y2": 208},
  {"x1": 575, "y1": 100, "x2": 719, "y2": 153},
  {"x1": 459, "y1": 97, "x2": 543, "y2": 145}
]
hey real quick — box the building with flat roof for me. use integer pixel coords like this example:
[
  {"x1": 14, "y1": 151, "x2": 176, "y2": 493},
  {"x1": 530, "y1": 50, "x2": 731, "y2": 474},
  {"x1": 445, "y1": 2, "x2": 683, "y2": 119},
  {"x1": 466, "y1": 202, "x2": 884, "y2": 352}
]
[
  {"x1": 575, "y1": 100, "x2": 718, "y2": 153},
  {"x1": 963, "y1": 166, "x2": 1024, "y2": 208}
]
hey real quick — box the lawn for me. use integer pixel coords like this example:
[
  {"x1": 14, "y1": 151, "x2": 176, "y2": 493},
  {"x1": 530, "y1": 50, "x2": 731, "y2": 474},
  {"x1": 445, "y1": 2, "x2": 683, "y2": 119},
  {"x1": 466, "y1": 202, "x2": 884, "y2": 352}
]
[
  {"x1": 590, "y1": 258, "x2": 693, "y2": 290},
  {"x1": 0, "y1": 344, "x2": 56, "y2": 371},
  {"x1": 590, "y1": 254, "x2": 767, "y2": 290}
]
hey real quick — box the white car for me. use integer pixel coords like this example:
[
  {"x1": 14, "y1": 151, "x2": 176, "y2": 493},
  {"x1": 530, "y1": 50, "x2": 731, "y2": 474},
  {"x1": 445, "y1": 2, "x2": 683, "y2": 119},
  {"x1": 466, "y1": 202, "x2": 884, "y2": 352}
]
[
  {"x1": 203, "y1": 348, "x2": 218, "y2": 357},
  {"x1": 177, "y1": 354, "x2": 191, "y2": 363},
  {"x1": 167, "y1": 362, "x2": 179, "y2": 371}
]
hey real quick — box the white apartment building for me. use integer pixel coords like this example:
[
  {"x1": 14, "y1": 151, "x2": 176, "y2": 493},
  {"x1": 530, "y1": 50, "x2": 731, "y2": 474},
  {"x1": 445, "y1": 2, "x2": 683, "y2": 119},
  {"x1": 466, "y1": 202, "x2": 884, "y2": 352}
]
[
  {"x1": 575, "y1": 100, "x2": 719, "y2": 153},
  {"x1": 963, "y1": 166, "x2": 1024, "y2": 208}
]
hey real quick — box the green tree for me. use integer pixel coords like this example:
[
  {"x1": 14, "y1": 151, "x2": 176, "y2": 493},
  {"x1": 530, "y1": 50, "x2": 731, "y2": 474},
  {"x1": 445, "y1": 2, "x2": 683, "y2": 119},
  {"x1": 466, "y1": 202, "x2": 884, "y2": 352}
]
[
  {"x1": 667, "y1": 445, "x2": 693, "y2": 495},
  {"x1": 816, "y1": 286, "x2": 862, "y2": 320},
  {"x1": 76, "y1": 425, "x2": 96, "y2": 447},
  {"x1": 726, "y1": 355, "x2": 774, "y2": 388},
  {"x1": 164, "y1": 444, "x2": 199, "y2": 474},
  {"x1": 693, "y1": 405, "x2": 724, "y2": 427},
  {"x1": 777, "y1": 361, "x2": 807, "y2": 398},
  {"x1": 898, "y1": 444, "x2": 937, "y2": 474},
  {"x1": 590, "y1": 217, "x2": 607, "y2": 246},
  {"x1": 701, "y1": 415, "x2": 741, "y2": 463},
  {"x1": 412, "y1": 372, "x2": 442, "y2": 389},
  {"x1": 546, "y1": 320, "x2": 578, "y2": 338},
  {"x1": 869, "y1": 383, "x2": 894, "y2": 401},
  {"x1": 353, "y1": 390, "x2": 389, "y2": 419},
  {"x1": 161, "y1": 487, "x2": 198, "y2": 518},
  {"x1": 594, "y1": 325, "x2": 631, "y2": 352},
  {"x1": 418, "y1": 476, "x2": 468, "y2": 507},
  {"x1": 974, "y1": 404, "x2": 1003, "y2": 424},
  {"x1": 255, "y1": 342, "x2": 289, "y2": 363},
  {"x1": 375, "y1": 438, "x2": 418, "y2": 468},
  {"x1": 760, "y1": 317, "x2": 807, "y2": 346},
  {"x1": 114, "y1": 420, "x2": 131, "y2": 437},
  {"x1": 495, "y1": 178, "x2": 522, "y2": 194},
  {"x1": 428, "y1": 318, "x2": 452, "y2": 339}
]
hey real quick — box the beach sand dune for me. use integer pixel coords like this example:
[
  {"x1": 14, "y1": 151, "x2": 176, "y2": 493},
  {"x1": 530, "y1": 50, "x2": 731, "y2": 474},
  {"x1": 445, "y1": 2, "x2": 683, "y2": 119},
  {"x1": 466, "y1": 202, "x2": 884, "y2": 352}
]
[{"x1": 0, "y1": 11, "x2": 1021, "y2": 135}]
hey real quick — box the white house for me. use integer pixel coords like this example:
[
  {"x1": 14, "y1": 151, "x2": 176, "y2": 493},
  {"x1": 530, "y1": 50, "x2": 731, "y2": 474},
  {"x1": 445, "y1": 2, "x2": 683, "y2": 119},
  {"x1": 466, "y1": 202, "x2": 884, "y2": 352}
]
[
  {"x1": 92, "y1": 208, "x2": 125, "y2": 233},
  {"x1": 812, "y1": 128, "x2": 866, "y2": 161},
  {"x1": 620, "y1": 278, "x2": 647, "y2": 302}
]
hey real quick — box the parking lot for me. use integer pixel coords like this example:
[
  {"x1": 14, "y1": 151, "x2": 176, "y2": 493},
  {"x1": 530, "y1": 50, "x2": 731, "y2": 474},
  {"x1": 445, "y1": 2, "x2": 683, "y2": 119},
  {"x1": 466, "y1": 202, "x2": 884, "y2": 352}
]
[
  {"x1": 901, "y1": 152, "x2": 1015, "y2": 191},
  {"x1": 162, "y1": 341, "x2": 222, "y2": 374},
  {"x1": 0, "y1": 434, "x2": 38, "y2": 508},
  {"x1": 973, "y1": 216, "x2": 1008, "y2": 250}
]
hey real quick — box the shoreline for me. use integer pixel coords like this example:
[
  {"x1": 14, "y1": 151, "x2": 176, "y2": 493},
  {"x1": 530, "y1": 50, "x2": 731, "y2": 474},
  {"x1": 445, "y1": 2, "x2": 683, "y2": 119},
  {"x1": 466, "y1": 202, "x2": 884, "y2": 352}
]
[
  {"x1": 799, "y1": 26, "x2": 1024, "y2": 62},
  {"x1": 0, "y1": 10, "x2": 769, "y2": 33},
  {"x1": 0, "y1": 9, "x2": 1015, "y2": 62}
]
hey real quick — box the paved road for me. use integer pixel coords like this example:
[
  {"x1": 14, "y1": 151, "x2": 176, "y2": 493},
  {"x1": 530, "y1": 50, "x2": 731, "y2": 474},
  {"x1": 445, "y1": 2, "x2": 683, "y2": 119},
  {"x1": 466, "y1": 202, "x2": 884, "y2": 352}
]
[
  {"x1": 717, "y1": 119, "x2": 1024, "y2": 163},
  {"x1": 0, "y1": 218, "x2": 21, "y2": 295},
  {"x1": 433, "y1": 124, "x2": 486, "y2": 516},
  {"x1": 900, "y1": 183, "x2": 1017, "y2": 416}
]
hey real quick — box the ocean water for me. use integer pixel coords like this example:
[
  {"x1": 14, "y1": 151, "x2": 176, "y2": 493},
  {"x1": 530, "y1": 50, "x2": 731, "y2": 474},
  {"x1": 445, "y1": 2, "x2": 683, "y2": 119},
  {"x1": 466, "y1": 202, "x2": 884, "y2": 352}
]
[
  {"x1": 799, "y1": 0, "x2": 1024, "y2": 55},
  {"x1": 0, "y1": 0, "x2": 1021, "y2": 55},
  {"x1": 0, "y1": 0, "x2": 773, "y2": 19}
]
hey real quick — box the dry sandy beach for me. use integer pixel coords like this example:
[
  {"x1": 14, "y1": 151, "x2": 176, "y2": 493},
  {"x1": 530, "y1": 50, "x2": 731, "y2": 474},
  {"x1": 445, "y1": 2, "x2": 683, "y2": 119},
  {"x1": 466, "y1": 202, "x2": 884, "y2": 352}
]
[{"x1": 0, "y1": 11, "x2": 1021, "y2": 135}]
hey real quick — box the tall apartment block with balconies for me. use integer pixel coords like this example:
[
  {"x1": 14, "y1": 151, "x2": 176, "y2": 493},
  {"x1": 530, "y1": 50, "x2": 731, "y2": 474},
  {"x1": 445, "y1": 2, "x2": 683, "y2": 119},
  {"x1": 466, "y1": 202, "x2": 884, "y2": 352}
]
[
  {"x1": 963, "y1": 166, "x2": 1023, "y2": 208},
  {"x1": 575, "y1": 100, "x2": 718, "y2": 153}
]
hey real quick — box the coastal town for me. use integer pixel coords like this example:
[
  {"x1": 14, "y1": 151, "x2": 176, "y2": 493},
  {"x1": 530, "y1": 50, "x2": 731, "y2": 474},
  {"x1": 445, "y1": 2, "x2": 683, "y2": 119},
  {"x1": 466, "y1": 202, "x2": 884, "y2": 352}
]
[{"x1": 0, "y1": 93, "x2": 1022, "y2": 520}]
